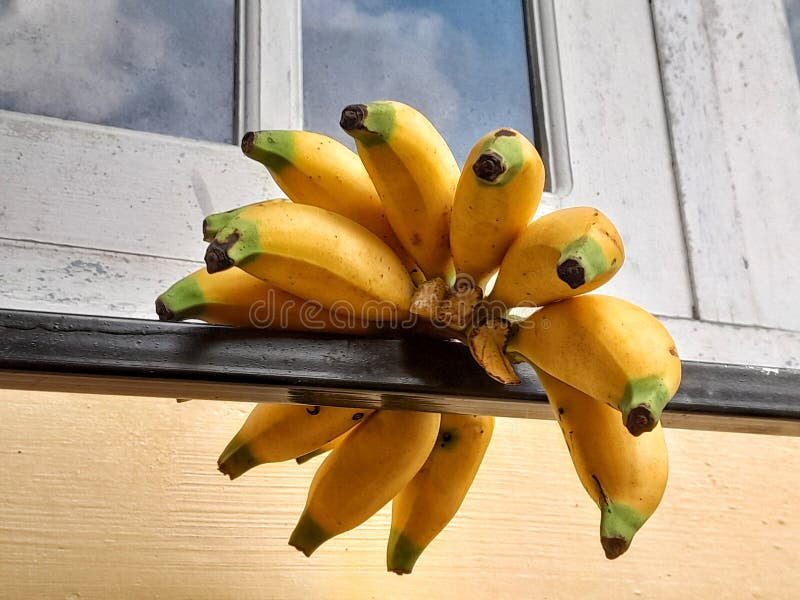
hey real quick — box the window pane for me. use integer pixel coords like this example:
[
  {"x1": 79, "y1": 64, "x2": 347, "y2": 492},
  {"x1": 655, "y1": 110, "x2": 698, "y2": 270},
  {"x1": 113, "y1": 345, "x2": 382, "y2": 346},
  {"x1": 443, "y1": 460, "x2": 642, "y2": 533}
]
[
  {"x1": 301, "y1": 0, "x2": 536, "y2": 165},
  {"x1": 787, "y1": 0, "x2": 800, "y2": 76},
  {"x1": 0, "y1": 0, "x2": 235, "y2": 143}
]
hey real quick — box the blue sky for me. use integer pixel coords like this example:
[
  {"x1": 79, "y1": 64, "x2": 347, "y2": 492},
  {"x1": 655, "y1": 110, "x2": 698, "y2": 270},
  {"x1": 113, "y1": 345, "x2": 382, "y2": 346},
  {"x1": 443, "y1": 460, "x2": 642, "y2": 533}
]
[
  {"x1": 0, "y1": 0, "x2": 234, "y2": 143},
  {"x1": 301, "y1": 0, "x2": 536, "y2": 166},
  {"x1": 1, "y1": 0, "x2": 796, "y2": 153}
]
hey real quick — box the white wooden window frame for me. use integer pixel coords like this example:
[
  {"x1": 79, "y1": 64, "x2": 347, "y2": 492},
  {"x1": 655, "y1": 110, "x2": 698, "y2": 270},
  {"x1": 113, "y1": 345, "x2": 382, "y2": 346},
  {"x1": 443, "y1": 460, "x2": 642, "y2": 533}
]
[{"x1": 0, "y1": 0, "x2": 798, "y2": 372}]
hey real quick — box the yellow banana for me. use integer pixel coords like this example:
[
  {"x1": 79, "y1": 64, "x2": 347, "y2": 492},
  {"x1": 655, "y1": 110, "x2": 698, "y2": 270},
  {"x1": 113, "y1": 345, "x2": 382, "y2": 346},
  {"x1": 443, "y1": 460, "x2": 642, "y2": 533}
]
[
  {"x1": 450, "y1": 128, "x2": 544, "y2": 288},
  {"x1": 295, "y1": 430, "x2": 348, "y2": 465},
  {"x1": 289, "y1": 409, "x2": 441, "y2": 556},
  {"x1": 534, "y1": 368, "x2": 668, "y2": 559},
  {"x1": 489, "y1": 207, "x2": 624, "y2": 309},
  {"x1": 217, "y1": 403, "x2": 372, "y2": 480},
  {"x1": 506, "y1": 294, "x2": 681, "y2": 435},
  {"x1": 155, "y1": 266, "x2": 380, "y2": 334},
  {"x1": 204, "y1": 200, "x2": 415, "y2": 321},
  {"x1": 240, "y1": 131, "x2": 424, "y2": 283},
  {"x1": 387, "y1": 413, "x2": 495, "y2": 574},
  {"x1": 340, "y1": 100, "x2": 459, "y2": 282}
]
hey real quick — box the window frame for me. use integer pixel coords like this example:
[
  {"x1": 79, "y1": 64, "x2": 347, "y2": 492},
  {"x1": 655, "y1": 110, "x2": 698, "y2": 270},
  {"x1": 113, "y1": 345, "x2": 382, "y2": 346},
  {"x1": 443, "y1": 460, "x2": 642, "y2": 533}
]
[
  {"x1": 2, "y1": 308, "x2": 799, "y2": 436},
  {"x1": 0, "y1": 0, "x2": 798, "y2": 434}
]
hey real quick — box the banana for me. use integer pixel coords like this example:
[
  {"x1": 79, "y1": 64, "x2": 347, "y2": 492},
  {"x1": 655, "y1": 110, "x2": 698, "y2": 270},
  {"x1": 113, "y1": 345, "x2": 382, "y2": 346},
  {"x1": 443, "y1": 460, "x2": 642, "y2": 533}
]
[
  {"x1": 489, "y1": 207, "x2": 624, "y2": 309},
  {"x1": 295, "y1": 435, "x2": 341, "y2": 465},
  {"x1": 203, "y1": 205, "x2": 248, "y2": 243},
  {"x1": 218, "y1": 403, "x2": 372, "y2": 480},
  {"x1": 340, "y1": 100, "x2": 459, "y2": 282},
  {"x1": 450, "y1": 128, "x2": 544, "y2": 288},
  {"x1": 534, "y1": 368, "x2": 668, "y2": 559},
  {"x1": 204, "y1": 200, "x2": 416, "y2": 322},
  {"x1": 387, "y1": 413, "x2": 495, "y2": 574},
  {"x1": 155, "y1": 266, "x2": 380, "y2": 334},
  {"x1": 289, "y1": 409, "x2": 441, "y2": 556},
  {"x1": 506, "y1": 294, "x2": 681, "y2": 435},
  {"x1": 240, "y1": 130, "x2": 424, "y2": 284}
]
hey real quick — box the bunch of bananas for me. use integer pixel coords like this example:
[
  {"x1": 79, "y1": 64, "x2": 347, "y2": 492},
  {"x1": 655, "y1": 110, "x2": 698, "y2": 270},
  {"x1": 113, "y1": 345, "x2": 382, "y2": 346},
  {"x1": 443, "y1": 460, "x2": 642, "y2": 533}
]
[{"x1": 155, "y1": 100, "x2": 680, "y2": 570}]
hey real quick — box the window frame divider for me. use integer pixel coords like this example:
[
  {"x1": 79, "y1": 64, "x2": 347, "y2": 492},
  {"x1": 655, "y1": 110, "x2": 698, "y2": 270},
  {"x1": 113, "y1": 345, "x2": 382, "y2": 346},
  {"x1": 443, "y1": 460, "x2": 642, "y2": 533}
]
[{"x1": 1, "y1": 308, "x2": 798, "y2": 436}]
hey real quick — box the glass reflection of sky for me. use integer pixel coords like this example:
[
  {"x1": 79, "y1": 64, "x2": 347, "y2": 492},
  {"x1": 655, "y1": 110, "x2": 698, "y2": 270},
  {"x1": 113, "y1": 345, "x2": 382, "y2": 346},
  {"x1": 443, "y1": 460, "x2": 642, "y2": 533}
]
[
  {"x1": 302, "y1": 0, "x2": 536, "y2": 166},
  {"x1": 0, "y1": 0, "x2": 235, "y2": 143},
  {"x1": 787, "y1": 0, "x2": 800, "y2": 75}
]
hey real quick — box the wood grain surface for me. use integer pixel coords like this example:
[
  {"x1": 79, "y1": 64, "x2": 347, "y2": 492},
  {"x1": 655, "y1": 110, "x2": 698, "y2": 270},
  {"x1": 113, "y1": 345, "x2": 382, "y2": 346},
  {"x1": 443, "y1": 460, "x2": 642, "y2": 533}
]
[
  {"x1": 652, "y1": 0, "x2": 800, "y2": 329},
  {"x1": 1, "y1": 388, "x2": 797, "y2": 599}
]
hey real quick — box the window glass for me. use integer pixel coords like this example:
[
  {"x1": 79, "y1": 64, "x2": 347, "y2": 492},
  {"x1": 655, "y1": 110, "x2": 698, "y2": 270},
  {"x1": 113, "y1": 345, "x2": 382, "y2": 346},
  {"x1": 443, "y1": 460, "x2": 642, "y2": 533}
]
[
  {"x1": 0, "y1": 0, "x2": 235, "y2": 143},
  {"x1": 787, "y1": 0, "x2": 800, "y2": 76},
  {"x1": 301, "y1": 0, "x2": 536, "y2": 165}
]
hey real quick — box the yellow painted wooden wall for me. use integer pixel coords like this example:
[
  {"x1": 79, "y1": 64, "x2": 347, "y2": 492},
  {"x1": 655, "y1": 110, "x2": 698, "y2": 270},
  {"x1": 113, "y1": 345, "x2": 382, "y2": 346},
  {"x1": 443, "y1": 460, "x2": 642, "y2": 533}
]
[{"x1": 1, "y1": 388, "x2": 797, "y2": 599}]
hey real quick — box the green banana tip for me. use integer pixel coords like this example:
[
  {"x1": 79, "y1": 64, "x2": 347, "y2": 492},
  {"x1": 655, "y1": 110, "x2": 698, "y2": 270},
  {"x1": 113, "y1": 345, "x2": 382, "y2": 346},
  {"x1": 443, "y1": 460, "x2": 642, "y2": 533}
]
[
  {"x1": 620, "y1": 376, "x2": 669, "y2": 436},
  {"x1": 599, "y1": 501, "x2": 647, "y2": 559},
  {"x1": 217, "y1": 439, "x2": 259, "y2": 480},
  {"x1": 289, "y1": 513, "x2": 329, "y2": 557},
  {"x1": 201, "y1": 217, "x2": 216, "y2": 243},
  {"x1": 386, "y1": 531, "x2": 424, "y2": 575}
]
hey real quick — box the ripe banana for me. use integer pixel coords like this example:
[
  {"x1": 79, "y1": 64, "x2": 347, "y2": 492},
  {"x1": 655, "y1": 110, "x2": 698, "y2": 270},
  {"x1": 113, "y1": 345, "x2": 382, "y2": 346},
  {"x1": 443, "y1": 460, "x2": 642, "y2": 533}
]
[
  {"x1": 387, "y1": 413, "x2": 495, "y2": 574},
  {"x1": 218, "y1": 403, "x2": 373, "y2": 480},
  {"x1": 340, "y1": 100, "x2": 459, "y2": 282},
  {"x1": 289, "y1": 409, "x2": 441, "y2": 556},
  {"x1": 450, "y1": 128, "x2": 544, "y2": 288},
  {"x1": 295, "y1": 434, "x2": 343, "y2": 465},
  {"x1": 155, "y1": 266, "x2": 380, "y2": 334},
  {"x1": 506, "y1": 294, "x2": 681, "y2": 435},
  {"x1": 204, "y1": 200, "x2": 416, "y2": 321},
  {"x1": 240, "y1": 130, "x2": 424, "y2": 283},
  {"x1": 489, "y1": 207, "x2": 624, "y2": 309},
  {"x1": 534, "y1": 368, "x2": 668, "y2": 559}
]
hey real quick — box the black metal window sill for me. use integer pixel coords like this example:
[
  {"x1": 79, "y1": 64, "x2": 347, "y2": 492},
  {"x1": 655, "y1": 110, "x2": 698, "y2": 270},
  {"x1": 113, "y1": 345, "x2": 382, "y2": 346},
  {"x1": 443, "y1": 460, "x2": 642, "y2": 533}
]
[{"x1": 1, "y1": 309, "x2": 798, "y2": 436}]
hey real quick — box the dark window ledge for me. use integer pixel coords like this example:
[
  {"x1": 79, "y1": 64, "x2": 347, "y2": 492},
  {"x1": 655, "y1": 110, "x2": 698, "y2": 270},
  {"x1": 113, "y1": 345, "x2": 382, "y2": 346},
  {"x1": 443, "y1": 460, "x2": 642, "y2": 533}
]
[{"x1": 1, "y1": 309, "x2": 798, "y2": 436}]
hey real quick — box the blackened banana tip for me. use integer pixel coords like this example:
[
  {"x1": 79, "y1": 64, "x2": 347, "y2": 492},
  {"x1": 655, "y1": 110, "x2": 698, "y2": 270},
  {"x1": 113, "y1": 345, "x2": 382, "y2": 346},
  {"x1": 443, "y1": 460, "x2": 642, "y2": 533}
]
[
  {"x1": 340, "y1": 104, "x2": 368, "y2": 131},
  {"x1": 201, "y1": 218, "x2": 211, "y2": 241},
  {"x1": 472, "y1": 151, "x2": 505, "y2": 182},
  {"x1": 204, "y1": 242, "x2": 235, "y2": 274},
  {"x1": 154, "y1": 298, "x2": 174, "y2": 321},
  {"x1": 557, "y1": 259, "x2": 586, "y2": 289},
  {"x1": 600, "y1": 535, "x2": 629, "y2": 560},
  {"x1": 626, "y1": 406, "x2": 656, "y2": 436},
  {"x1": 241, "y1": 131, "x2": 256, "y2": 155}
]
